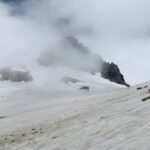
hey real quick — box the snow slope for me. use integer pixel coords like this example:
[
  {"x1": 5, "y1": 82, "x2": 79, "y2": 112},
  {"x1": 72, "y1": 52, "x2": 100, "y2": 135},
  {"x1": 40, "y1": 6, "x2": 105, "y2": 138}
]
[{"x1": 0, "y1": 70, "x2": 150, "y2": 150}]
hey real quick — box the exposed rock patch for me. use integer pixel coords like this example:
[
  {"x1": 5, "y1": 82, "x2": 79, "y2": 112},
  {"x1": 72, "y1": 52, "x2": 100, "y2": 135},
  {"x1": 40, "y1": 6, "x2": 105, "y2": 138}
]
[
  {"x1": 0, "y1": 68, "x2": 33, "y2": 82},
  {"x1": 142, "y1": 96, "x2": 150, "y2": 102},
  {"x1": 101, "y1": 62, "x2": 130, "y2": 87}
]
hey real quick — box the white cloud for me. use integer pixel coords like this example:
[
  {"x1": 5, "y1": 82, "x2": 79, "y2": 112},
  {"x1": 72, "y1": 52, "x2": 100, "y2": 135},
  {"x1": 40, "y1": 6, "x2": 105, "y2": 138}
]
[{"x1": 0, "y1": 0, "x2": 150, "y2": 84}]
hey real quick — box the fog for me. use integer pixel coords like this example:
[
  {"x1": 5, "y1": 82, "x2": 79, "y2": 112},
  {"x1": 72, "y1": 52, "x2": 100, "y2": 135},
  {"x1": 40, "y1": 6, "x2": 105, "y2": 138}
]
[{"x1": 0, "y1": 0, "x2": 150, "y2": 84}]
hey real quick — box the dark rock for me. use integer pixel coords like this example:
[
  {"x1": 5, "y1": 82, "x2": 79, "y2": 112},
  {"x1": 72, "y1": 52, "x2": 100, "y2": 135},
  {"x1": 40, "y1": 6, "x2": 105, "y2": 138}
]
[
  {"x1": 31, "y1": 128, "x2": 36, "y2": 131},
  {"x1": 32, "y1": 131, "x2": 38, "y2": 134},
  {"x1": 52, "y1": 136, "x2": 57, "y2": 139},
  {"x1": 11, "y1": 140, "x2": 15, "y2": 143},
  {"x1": 101, "y1": 62, "x2": 130, "y2": 87},
  {"x1": 137, "y1": 87, "x2": 143, "y2": 90},
  {"x1": 142, "y1": 96, "x2": 150, "y2": 102},
  {"x1": 22, "y1": 134, "x2": 25, "y2": 136},
  {"x1": 137, "y1": 86, "x2": 148, "y2": 90}
]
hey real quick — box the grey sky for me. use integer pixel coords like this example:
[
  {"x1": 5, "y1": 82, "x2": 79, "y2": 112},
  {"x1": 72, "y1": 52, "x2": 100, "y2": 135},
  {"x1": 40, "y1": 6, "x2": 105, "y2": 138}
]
[{"x1": 0, "y1": 0, "x2": 150, "y2": 84}]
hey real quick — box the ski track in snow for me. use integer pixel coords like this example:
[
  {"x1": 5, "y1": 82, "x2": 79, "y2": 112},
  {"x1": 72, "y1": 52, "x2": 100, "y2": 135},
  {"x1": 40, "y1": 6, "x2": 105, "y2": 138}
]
[{"x1": 0, "y1": 79, "x2": 150, "y2": 150}]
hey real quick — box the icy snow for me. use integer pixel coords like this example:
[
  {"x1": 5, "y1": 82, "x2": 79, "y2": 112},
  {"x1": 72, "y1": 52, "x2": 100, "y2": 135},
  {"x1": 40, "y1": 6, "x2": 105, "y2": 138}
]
[{"x1": 0, "y1": 70, "x2": 150, "y2": 150}]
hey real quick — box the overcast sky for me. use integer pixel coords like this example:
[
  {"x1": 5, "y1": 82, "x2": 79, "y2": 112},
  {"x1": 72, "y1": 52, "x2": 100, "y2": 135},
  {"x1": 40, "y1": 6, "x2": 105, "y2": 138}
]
[{"x1": 0, "y1": 0, "x2": 150, "y2": 84}]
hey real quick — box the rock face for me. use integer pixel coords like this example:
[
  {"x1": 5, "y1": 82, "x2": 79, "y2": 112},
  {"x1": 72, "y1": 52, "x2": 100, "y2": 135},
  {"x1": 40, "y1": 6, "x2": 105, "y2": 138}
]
[
  {"x1": 63, "y1": 37, "x2": 130, "y2": 87},
  {"x1": 66, "y1": 37, "x2": 130, "y2": 87},
  {"x1": 101, "y1": 62, "x2": 130, "y2": 87}
]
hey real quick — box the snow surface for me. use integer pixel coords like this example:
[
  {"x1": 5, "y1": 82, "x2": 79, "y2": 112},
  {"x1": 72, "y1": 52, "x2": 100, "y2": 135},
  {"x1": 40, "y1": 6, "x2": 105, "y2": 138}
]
[{"x1": 0, "y1": 68, "x2": 150, "y2": 150}]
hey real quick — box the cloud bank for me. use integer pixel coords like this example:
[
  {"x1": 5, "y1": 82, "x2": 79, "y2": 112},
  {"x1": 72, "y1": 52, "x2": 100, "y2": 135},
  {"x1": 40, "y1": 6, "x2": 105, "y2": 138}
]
[{"x1": 0, "y1": 0, "x2": 150, "y2": 84}]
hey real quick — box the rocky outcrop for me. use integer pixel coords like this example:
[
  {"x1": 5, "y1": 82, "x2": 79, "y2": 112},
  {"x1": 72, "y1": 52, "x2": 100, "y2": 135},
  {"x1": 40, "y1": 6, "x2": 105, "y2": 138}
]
[
  {"x1": 0, "y1": 68, "x2": 33, "y2": 82},
  {"x1": 63, "y1": 37, "x2": 130, "y2": 87},
  {"x1": 38, "y1": 36, "x2": 130, "y2": 87},
  {"x1": 101, "y1": 62, "x2": 130, "y2": 87}
]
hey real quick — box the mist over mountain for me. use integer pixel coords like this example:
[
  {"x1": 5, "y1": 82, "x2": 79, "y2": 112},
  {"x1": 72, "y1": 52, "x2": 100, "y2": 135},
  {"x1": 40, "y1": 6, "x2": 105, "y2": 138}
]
[
  {"x1": 0, "y1": 0, "x2": 150, "y2": 84},
  {"x1": 38, "y1": 36, "x2": 129, "y2": 86}
]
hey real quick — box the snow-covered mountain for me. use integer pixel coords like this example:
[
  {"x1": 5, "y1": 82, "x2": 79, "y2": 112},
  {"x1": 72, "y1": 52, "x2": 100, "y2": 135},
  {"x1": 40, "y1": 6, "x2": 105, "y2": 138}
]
[
  {"x1": 0, "y1": 69, "x2": 150, "y2": 150},
  {"x1": 0, "y1": 0, "x2": 150, "y2": 149}
]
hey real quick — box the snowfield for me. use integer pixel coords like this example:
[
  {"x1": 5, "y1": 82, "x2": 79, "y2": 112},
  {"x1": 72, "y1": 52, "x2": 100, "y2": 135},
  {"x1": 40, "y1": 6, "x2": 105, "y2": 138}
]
[{"x1": 0, "y1": 70, "x2": 150, "y2": 150}]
